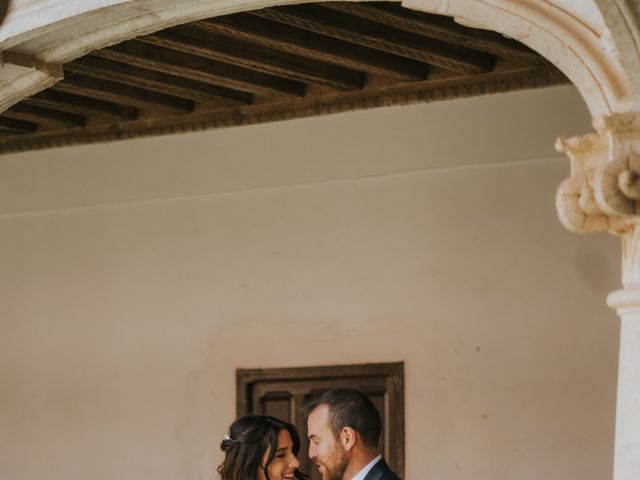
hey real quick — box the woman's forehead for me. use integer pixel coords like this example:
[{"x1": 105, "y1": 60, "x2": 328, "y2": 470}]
[{"x1": 277, "y1": 428, "x2": 293, "y2": 446}]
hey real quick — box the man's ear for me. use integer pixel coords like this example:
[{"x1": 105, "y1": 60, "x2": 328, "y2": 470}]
[{"x1": 339, "y1": 427, "x2": 357, "y2": 451}]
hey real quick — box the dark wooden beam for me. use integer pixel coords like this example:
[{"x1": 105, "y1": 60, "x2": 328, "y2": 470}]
[
  {"x1": 0, "y1": 116, "x2": 37, "y2": 134},
  {"x1": 54, "y1": 73, "x2": 193, "y2": 114},
  {"x1": 3, "y1": 103, "x2": 85, "y2": 129},
  {"x1": 95, "y1": 40, "x2": 305, "y2": 98},
  {"x1": 194, "y1": 14, "x2": 428, "y2": 81},
  {"x1": 321, "y1": 2, "x2": 545, "y2": 65},
  {"x1": 67, "y1": 56, "x2": 250, "y2": 106},
  {"x1": 25, "y1": 90, "x2": 137, "y2": 122},
  {"x1": 140, "y1": 26, "x2": 363, "y2": 91},
  {"x1": 251, "y1": 5, "x2": 494, "y2": 74}
]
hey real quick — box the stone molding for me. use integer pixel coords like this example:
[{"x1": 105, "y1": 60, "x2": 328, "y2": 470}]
[{"x1": 595, "y1": 0, "x2": 640, "y2": 112}]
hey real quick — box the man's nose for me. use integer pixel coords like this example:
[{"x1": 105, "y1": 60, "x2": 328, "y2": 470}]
[{"x1": 308, "y1": 444, "x2": 315, "y2": 460}]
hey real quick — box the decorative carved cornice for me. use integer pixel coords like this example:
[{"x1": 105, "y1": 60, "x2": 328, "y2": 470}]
[{"x1": 0, "y1": 64, "x2": 566, "y2": 155}]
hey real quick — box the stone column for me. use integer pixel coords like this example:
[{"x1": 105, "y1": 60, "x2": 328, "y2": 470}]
[{"x1": 556, "y1": 112, "x2": 640, "y2": 480}]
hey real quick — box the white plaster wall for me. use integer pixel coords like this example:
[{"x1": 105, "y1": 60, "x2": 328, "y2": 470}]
[{"x1": 0, "y1": 86, "x2": 620, "y2": 480}]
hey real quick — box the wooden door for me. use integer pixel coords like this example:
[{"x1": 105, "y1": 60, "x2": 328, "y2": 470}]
[{"x1": 236, "y1": 363, "x2": 404, "y2": 480}]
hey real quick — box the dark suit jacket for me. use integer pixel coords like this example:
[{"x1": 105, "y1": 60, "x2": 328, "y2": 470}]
[{"x1": 363, "y1": 458, "x2": 401, "y2": 480}]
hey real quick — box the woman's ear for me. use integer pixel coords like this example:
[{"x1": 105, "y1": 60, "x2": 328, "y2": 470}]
[{"x1": 340, "y1": 427, "x2": 357, "y2": 451}]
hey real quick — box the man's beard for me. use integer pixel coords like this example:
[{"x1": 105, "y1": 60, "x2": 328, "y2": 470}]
[{"x1": 320, "y1": 444, "x2": 349, "y2": 480}]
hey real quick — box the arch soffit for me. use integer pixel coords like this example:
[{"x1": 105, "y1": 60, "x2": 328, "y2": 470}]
[{"x1": 0, "y1": 0, "x2": 636, "y2": 118}]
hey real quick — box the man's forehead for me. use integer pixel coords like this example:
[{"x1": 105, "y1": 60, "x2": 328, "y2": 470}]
[
  {"x1": 307, "y1": 404, "x2": 331, "y2": 440},
  {"x1": 308, "y1": 404, "x2": 330, "y2": 427},
  {"x1": 310, "y1": 404, "x2": 329, "y2": 418}
]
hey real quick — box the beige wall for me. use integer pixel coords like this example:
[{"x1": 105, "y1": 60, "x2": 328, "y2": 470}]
[{"x1": 0, "y1": 86, "x2": 621, "y2": 480}]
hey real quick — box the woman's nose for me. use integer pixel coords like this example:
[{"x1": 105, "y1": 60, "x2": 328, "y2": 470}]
[{"x1": 290, "y1": 454, "x2": 300, "y2": 469}]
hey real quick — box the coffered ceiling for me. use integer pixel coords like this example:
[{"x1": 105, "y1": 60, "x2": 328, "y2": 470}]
[{"x1": 0, "y1": 2, "x2": 567, "y2": 154}]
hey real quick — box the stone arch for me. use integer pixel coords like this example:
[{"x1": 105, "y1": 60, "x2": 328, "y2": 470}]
[
  {"x1": 593, "y1": 0, "x2": 640, "y2": 112},
  {"x1": 0, "y1": 0, "x2": 638, "y2": 118},
  {"x1": 405, "y1": 0, "x2": 633, "y2": 117}
]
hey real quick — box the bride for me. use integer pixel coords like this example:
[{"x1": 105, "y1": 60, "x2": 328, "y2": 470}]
[{"x1": 218, "y1": 415, "x2": 307, "y2": 480}]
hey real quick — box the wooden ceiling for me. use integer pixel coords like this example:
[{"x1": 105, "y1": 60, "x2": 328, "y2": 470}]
[{"x1": 0, "y1": 1, "x2": 567, "y2": 154}]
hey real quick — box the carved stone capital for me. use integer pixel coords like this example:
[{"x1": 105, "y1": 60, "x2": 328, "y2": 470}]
[
  {"x1": 557, "y1": 112, "x2": 640, "y2": 291},
  {"x1": 557, "y1": 113, "x2": 640, "y2": 234}
]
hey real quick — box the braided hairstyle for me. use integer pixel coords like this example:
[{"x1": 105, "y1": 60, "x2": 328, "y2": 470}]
[{"x1": 218, "y1": 415, "x2": 307, "y2": 480}]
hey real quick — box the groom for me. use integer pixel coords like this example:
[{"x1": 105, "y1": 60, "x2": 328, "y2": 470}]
[{"x1": 304, "y1": 388, "x2": 401, "y2": 480}]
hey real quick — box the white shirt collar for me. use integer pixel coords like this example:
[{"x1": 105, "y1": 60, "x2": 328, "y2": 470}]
[{"x1": 352, "y1": 455, "x2": 382, "y2": 480}]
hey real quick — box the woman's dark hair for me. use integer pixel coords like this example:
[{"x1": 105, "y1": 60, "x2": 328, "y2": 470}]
[{"x1": 217, "y1": 415, "x2": 307, "y2": 480}]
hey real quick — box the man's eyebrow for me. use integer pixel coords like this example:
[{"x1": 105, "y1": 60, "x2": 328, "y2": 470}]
[{"x1": 308, "y1": 434, "x2": 318, "y2": 440}]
